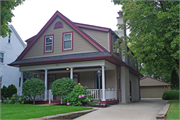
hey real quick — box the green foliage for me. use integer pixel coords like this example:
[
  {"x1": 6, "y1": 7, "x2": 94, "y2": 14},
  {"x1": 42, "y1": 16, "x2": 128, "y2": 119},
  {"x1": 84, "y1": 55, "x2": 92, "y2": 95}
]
[
  {"x1": 22, "y1": 78, "x2": 45, "y2": 104},
  {"x1": 63, "y1": 83, "x2": 94, "y2": 106},
  {"x1": 8, "y1": 94, "x2": 26, "y2": 104},
  {"x1": 1, "y1": 85, "x2": 8, "y2": 99},
  {"x1": 113, "y1": 1, "x2": 179, "y2": 80},
  {"x1": 7, "y1": 84, "x2": 17, "y2": 98},
  {"x1": 170, "y1": 68, "x2": 179, "y2": 90},
  {"x1": 52, "y1": 77, "x2": 76, "y2": 97},
  {"x1": 1, "y1": 0, "x2": 25, "y2": 38},
  {"x1": 162, "y1": 90, "x2": 179, "y2": 100}
]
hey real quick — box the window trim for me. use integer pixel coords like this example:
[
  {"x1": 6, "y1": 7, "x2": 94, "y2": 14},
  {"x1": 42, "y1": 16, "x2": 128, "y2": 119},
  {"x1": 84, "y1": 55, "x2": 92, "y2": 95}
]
[
  {"x1": 44, "y1": 34, "x2": 54, "y2": 53},
  {"x1": 62, "y1": 31, "x2": 73, "y2": 51}
]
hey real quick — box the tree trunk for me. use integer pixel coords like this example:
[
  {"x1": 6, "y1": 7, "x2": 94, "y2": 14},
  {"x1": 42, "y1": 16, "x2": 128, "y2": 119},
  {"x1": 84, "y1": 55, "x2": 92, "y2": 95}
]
[{"x1": 33, "y1": 97, "x2": 36, "y2": 105}]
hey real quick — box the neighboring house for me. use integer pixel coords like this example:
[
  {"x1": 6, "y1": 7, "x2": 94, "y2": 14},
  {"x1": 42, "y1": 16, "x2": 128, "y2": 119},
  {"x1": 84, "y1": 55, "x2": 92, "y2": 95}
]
[
  {"x1": 140, "y1": 76, "x2": 170, "y2": 98},
  {"x1": 0, "y1": 25, "x2": 26, "y2": 94},
  {"x1": 9, "y1": 11, "x2": 142, "y2": 104}
]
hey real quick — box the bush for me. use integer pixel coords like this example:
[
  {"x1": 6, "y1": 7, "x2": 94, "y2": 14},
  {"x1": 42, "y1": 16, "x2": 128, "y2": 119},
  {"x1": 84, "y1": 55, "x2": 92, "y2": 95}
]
[
  {"x1": 162, "y1": 90, "x2": 179, "y2": 100},
  {"x1": 1, "y1": 85, "x2": 8, "y2": 99},
  {"x1": 22, "y1": 78, "x2": 45, "y2": 104},
  {"x1": 7, "y1": 84, "x2": 17, "y2": 98},
  {"x1": 8, "y1": 94, "x2": 27, "y2": 104},
  {"x1": 63, "y1": 83, "x2": 94, "y2": 106},
  {"x1": 52, "y1": 77, "x2": 76, "y2": 97}
]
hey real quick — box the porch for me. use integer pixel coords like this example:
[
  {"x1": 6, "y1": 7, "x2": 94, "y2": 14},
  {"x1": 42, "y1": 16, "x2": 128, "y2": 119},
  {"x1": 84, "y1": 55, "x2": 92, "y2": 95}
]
[{"x1": 19, "y1": 60, "x2": 120, "y2": 105}]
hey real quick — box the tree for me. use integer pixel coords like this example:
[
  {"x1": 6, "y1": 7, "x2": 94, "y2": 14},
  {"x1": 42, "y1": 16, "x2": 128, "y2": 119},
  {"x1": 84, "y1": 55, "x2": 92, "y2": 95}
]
[
  {"x1": 52, "y1": 77, "x2": 76, "y2": 97},
  {"x1": 7, "y1": 84, "x2": 17, "y2": 98},
  {"x1": 1, "y1": 85, "x2": 8, "y2": 99},
  {"x1": 170, "y1": 68, "x2": 179, "y2": 90},
  {"x1": 22, "y1": 78, "x2": 45, "y2": 104},
  {"x1": 1, "y1": 0, "x2": 25, "y2": 38},
  {"x1": 113, "y1": 1, "x2": 179, "y2": 79}
]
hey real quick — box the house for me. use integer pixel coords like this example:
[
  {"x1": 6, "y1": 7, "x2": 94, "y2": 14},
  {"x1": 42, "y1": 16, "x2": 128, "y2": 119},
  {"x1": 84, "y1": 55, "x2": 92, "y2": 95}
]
[
  {"x1": 140, "y1": 76, "x2": 170, "y2": 98},
  {"x1": 9, "y1": 11, "x2": 142, "y2": 104},
  {"x1": 0, "y1": 25, "x2": 26, "y2": 94}
]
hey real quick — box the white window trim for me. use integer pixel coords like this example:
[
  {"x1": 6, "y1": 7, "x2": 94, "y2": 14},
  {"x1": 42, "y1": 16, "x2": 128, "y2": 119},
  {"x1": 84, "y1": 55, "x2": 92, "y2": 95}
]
[
  {"x1": 45, "y1": 36, "x2": 53, "y2": 52},
  {"x1": 63, "y1": 33, "x2": 72, "y2": 50}
]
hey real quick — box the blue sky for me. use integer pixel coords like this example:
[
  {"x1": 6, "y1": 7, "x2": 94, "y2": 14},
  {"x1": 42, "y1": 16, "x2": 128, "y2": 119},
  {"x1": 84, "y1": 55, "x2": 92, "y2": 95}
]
[{"x1": 11, "y1": 0, "x2": 122, "y2": 41}]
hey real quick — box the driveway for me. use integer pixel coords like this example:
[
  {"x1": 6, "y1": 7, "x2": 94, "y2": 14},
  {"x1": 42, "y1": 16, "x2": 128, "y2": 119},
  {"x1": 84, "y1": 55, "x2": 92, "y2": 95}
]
[{"x1": 75, "y1": 99, "x2": 168, "y2": 120}]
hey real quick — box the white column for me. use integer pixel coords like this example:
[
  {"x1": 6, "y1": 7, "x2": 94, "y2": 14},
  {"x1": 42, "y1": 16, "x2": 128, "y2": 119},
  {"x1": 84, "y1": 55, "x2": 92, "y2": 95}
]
[
  {"x1": 102, "y1": 65, "x2": 105, "y2": 101},
  {"x1": 21, "y1": 72, "x2": 23, "y2": 95},
  {"x1": 44, "y1": 69, "x2": 48, "y2": 101},
  {"x1": 70, "y1": 67, "x2": 73, "y2": 79}
]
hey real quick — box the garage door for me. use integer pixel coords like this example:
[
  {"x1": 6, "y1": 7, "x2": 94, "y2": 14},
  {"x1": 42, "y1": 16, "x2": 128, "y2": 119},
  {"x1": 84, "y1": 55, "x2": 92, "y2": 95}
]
[{"x1": 140, "y1": 86, "x2": 167, "y2": 98}]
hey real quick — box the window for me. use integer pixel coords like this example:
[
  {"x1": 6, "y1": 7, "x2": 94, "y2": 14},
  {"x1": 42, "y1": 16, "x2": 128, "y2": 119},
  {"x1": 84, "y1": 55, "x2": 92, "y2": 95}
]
[
  {"x1": 44, "y1": 35, "x2": 54, "y2": 53},
  {"x1": 19, "y1": 78, "x2": 21, "y2": 87},
  {"x1": 0, "y1": 53, "x2": 4, "y2": 63},
  {"x1": 63, "y1": 32, "x2": 73, "y2": 51},
  {"x1": 8, "y1": 35, "x2": 11, "y2": 43}
]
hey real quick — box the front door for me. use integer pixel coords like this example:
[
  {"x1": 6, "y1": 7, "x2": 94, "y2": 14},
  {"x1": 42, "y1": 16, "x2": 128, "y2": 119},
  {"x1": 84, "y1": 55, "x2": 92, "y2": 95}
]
[
  {"x1": 73, "y1": 74, "x2": 78, "y2": 85},
  {"x1": 48, "y1": 75, "x2": 55, "y2": 90}
]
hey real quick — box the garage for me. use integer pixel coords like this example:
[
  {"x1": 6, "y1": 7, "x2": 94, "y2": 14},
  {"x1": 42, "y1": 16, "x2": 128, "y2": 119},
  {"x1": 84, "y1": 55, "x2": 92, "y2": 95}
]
[{"x1": 140, "y1": 77, "x2": 170, "y2": 98}]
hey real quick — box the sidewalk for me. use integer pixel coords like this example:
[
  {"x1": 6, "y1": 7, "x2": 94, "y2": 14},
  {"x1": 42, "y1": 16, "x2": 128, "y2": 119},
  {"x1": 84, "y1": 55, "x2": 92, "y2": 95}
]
[{"x1": 74, "y1": 99, "x2": 168, "y2": 120}]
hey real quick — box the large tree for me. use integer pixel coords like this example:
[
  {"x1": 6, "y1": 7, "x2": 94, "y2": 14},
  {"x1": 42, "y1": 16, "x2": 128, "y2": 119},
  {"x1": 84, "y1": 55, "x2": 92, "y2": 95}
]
[
  {"x1": 1, "y1": 0, "x2": 25, "y2": 38},
  {"x1": 113, "y1": 0, "x2": 179, "y2": 79}
]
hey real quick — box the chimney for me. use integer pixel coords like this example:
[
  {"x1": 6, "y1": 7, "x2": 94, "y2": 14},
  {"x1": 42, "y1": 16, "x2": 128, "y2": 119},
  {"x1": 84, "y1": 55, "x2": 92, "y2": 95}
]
[{"x1": 117, "y1": 11, "x2": 126, "y2": 37}]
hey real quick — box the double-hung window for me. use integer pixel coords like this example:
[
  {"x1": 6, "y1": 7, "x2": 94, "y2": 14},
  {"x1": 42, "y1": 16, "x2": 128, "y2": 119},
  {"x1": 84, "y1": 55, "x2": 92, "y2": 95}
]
[
  {"x1": 0, "y1": 53, "x2": 4, "y2": 63},
  {"x1": 44, "y1": 35, "x2": 54, "y2": 53},
  {"x1": 63, "y1": 32, "x2": 73, "y2": 51}
]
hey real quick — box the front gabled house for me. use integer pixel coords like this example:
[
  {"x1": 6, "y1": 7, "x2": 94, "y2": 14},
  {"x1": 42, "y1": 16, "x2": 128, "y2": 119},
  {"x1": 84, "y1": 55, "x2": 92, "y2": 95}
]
[{"x1": 9, "y1": 11, "x2": 143, "y2": 104}]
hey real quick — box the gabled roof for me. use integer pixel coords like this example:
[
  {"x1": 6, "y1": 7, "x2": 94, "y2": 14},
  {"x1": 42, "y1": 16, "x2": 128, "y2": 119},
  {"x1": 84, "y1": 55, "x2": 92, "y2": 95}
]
[
  {"x1": 9, "y1": 25, "x2": 26, "y2": 48},
  {"x1": 140, "y1": 76, "x2": 170, "y2": 86},
  {"x1": 16, "y1": 11, "x2": 107, "y2": 61}
]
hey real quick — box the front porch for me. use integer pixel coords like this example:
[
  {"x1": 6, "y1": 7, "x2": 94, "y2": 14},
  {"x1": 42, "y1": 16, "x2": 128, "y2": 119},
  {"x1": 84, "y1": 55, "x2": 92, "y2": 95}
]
[{"x1": 19, "y1": 60, "x2": 120, "y2": 105}]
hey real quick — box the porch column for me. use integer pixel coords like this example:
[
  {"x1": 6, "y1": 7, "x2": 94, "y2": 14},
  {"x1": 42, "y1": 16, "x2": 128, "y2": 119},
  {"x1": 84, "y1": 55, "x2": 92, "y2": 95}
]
[
  {"x1": 20, "y1": 72, "x2": 23, "y2": 95},
  {"x1": 70, "y1": 67, "x2": 73, "y2": 79},
  {"x1": 44, "y1": 69, "x2": 48, "y2": 101},
  {"x1": 102, "y1": 65, "x2": 105, "y2": 101}
]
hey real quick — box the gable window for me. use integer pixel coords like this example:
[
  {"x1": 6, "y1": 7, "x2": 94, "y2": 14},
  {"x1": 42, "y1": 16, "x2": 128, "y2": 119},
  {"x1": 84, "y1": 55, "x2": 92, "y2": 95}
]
[
  {"x1": 62, "y1": 32, "x2": 73, "y2": 51},
  {"x1": 8, "y1": 35, "x2": 11, "y2": 43},
  {"x1": 0, "y1": 53, "x2": 4, "y2": 63},
  {"x1": 44, "y1": 35, "x2": 54, "y2": 53}
]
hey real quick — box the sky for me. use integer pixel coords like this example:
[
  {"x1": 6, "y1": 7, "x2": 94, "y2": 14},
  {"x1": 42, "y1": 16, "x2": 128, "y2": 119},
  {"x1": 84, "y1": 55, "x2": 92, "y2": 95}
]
[{"x1": 11, "y1": 0, "x2": 122, "y2": 42}]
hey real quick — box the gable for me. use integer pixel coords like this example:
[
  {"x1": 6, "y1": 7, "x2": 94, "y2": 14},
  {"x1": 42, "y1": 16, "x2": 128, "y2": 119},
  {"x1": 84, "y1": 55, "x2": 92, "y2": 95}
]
[
  {"x1": 81, "y1": 28, "x2": 110, "y2": 52},
  {"x1": 22, "y1": 17, "x2": 99, "y2": 59},
  {"x1": 140, "y1": 77, "x2": 170, "y2": 86}
]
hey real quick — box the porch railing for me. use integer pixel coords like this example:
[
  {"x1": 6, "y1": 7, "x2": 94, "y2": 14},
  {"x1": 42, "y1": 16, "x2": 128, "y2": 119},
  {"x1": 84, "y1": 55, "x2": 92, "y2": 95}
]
[
  {"x1": 87, "y1": 88, "x2": 116, "y2": 100},
  {"x1": 35, "y1": 90, "x2": 53, "y2": 101}
]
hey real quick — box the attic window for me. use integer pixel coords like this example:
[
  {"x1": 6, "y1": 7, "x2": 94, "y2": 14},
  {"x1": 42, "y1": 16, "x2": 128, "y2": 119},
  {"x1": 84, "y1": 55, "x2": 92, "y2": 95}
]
[
  {"x1": 54, "y1": 21, "x2": 63, "y2": 29},
  {"x1": 44, "y1": 34, "x2": 54, "y2": 53}
]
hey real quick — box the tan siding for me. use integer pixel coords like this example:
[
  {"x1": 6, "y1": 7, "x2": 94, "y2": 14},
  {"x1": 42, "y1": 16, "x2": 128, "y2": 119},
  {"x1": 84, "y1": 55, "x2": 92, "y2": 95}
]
[
  {"x1": 79, "y1": 71, "x2": 94, "y2": 89},
  {"x1": 106, "y1": 70, "x2": 116, "y2": 88},
  {"x1": 23, "y1": 17, "x2": 99, "y2": 59},
  {"x1": 140, "y1": 77, "x2": 170, "y2": 86},
  {"x1": 81, "y1": 28, "x2": 109, "y2": 52}
]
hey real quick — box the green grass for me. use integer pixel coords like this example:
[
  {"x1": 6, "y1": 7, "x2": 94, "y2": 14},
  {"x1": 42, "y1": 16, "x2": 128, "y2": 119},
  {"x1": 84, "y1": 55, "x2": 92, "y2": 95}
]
[
  {"x1": 166, "y1": 100, "x2": 180, "y2": 120},
  {"x1": 1, "y1": 104, "x2": 92, "y2": 119}
]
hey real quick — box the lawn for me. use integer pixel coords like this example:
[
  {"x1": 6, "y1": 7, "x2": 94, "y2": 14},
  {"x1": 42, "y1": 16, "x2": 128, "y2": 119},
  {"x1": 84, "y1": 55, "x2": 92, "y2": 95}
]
[
  {"x1": 166, "y1": 100, "x2": 179, "y2": 120},
  {"x1": 1, "y1": 103, "x2": 92, "y2": 119}
]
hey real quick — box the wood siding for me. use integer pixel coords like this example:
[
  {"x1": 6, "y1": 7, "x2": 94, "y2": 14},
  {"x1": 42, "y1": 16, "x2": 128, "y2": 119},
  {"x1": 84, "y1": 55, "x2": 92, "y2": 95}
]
[
  {"x1": 23, "y1": 17, "x2": 99, "y2": 59},
  {"x1": 79, "y1": 71, "x2": 95, "y2": 89},
  {"x1": 81, "y1": 28, "x2": 110, "y2": 52},
  {"x1": 106, "y1": 70, "x2": 116, "y2": 89}
]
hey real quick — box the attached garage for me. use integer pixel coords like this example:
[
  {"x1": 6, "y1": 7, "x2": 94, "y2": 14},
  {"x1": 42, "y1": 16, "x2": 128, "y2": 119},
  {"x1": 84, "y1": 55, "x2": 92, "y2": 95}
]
[{"x1": 140, "y1": 77, "x2": 170, "y2": 98}]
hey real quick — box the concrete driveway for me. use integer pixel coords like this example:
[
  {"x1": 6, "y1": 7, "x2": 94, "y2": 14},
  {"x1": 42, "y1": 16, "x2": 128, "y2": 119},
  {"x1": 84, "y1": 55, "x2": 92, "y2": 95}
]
[{"x1": 75, "y1": 99, "x2": 168, "y2": 120}]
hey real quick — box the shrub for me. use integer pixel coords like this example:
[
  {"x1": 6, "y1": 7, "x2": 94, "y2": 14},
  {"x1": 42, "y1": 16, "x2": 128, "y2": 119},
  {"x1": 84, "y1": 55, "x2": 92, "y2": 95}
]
[
  {"x1": 8, "y1": 94, "x2": 27, "y2": 104},
  {"x1": 162, "y1": 90, "x2": 179, "y2": 100},
  {"x1": 52, "y1": 77, "x2": 76, "y2": 97},
  {"x1": 22, "y1": 78, "x2": 45, "y2": 104},
  {"x1": 7, "y1": 84, "x2": 17, "y2": 98},
  {"x1": 63, "y1": 83, "x2": 94, "y2": 106},
  {"x1": 1, "y1": 85, "x2": 8, "y2": 99}
]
